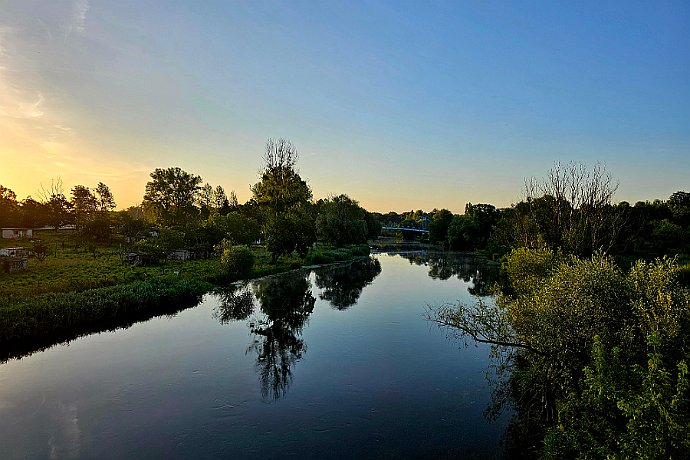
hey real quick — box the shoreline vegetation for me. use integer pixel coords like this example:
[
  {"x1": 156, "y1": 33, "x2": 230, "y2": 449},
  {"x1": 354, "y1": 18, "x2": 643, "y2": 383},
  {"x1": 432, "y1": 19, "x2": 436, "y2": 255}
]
[{"x1": 0, "y1": 238, "x2": 373, "y2": 361}]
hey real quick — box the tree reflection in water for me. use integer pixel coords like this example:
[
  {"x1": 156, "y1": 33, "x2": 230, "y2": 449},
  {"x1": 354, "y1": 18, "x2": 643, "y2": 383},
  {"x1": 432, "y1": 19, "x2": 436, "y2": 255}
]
[
  {"x1": 396, "y1": 251, "x2": 499, "y2": 296},
  {"x1": 213, "y1": 283, "x2": 256, "y2": 323},
  {"x1": 248, "y1": 272, "x2": 315, "y2": 400},
  {"x1": 412, "y1": 251, "x2": 529, "y2": 456},
  {"x1": 314, "y1": 257, "x2": 381, "y2": 310},
  {"x1": 213, "y1": 259, "x2": 383, "y2": 401}
]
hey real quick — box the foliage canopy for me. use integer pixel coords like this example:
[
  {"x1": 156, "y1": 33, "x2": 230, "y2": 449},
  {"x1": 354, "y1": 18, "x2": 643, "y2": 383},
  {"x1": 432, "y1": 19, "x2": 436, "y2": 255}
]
[{"x1": 143, "y1": 167, "x2": 202, "y2": 227}]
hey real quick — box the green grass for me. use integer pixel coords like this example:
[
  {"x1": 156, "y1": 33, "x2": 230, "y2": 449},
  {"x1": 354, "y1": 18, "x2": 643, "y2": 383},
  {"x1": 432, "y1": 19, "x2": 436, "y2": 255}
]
[
  {"x1": 0, "y1": 278, "x2": 213, "y2": 342},
  {"x1": 0, "y1": 233, "x2": 370, "y2": 349},
  {"x1": 1, "y1": 233, "x2": 312, "y2": 299},
  {"x1": 0, "y1": 244, "x2": 218, "y2": 305},
  {"x1": 304, "y1": 244, "x2": 370, "y2": 264}
]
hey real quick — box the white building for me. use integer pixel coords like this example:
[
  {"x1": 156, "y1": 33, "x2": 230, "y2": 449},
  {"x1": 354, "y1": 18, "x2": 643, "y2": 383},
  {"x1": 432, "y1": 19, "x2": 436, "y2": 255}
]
[{"x1": 1, "y1": 228, "x2": 33, "y2": 239}]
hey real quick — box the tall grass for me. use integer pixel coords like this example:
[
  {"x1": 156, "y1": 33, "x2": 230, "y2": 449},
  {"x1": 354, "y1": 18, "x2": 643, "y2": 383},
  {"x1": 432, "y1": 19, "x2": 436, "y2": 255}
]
[
  {"x1": 304, "y1": 244, "x2": 370, "y2": 265},
  {"x1": 0, "y1": 279, "x2": 212, "y2": 355}
]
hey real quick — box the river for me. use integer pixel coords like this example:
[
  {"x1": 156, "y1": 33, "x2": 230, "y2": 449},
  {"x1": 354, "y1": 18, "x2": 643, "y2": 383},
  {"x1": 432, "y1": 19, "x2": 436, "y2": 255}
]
[{"x1": 0, "y1": 252, "x2": 510, "y2": 459}]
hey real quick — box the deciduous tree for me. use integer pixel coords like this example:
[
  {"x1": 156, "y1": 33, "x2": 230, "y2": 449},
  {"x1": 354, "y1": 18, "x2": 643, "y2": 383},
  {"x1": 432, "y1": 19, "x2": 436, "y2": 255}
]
[
  {"x1": 447, "y1": 215, "x2": 479, "y2": 250},
  {"x1": 95, "y1": 182, "x2": 116, "y2": 213},
  {"x1": 0, "y1": 185, "x2": 19, "y2": 228},
  {"x1": 71, "y1": 185, "x2": 97, "y2": 229},
  {"x1": 668, "y1": 190, "x2": 690, "y2": 226},
  {"x1": 251, "y1": 139, "x2": 315, "y2": 262},
  {"x1": 520, "y1": 162, "x2": 623, "y2": 256},
  {"x1": 428, "y1": 209, "x2": 453, "y2": 246},
  {"x1": 316, "y1": 194, "x2": 368, "y2": 246},
  {"x1": 142, "y1": 167, "x2": 202, "y2": 227},
  {"x1": 40, "y1": 179, "x2": 73, "y2": 230},
  {"x1": 19, "y1": 197, "x2": 44, "y2": 228}
]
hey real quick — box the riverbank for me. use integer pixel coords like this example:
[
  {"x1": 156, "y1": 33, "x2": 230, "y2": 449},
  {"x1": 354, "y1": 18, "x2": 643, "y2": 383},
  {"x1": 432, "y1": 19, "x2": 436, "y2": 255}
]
[{"x1": 0, "y1": 242, "x2": 371, "y2": 359}]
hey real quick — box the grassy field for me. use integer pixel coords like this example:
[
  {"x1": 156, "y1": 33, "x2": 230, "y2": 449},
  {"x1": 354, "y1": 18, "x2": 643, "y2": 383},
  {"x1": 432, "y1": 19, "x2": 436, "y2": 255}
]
[
  {"x1": 0, "y1": 230, "x2": 370, "y2": 351},
  {"x1": 0, "y1": 229, "x2": 307, "y2": 306}
]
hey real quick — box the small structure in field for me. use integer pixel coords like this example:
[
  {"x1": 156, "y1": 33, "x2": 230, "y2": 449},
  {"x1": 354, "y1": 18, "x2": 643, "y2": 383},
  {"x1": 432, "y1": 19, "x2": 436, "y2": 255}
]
[
  {"x1": 0, "y1": 256, "x2": 28, "y2": 273},
  {"x1": 167, "y1": 249, "x2": 193, "y2": 261},
  {"x1": 1, "y1": 228, "x2": 33, "y2": 239},
  {"x1": 0, "y1": 247, "x2": 30, "y2": 258},
  {"x1": 122, "y1": 252, "x2": 158, "y2": 266},
  {"x1": 123, "y1": 252, "x2": 143, "y2": 266},
  {"x1": 0, "y1": 247, "x2": 30, "y2": 273}
]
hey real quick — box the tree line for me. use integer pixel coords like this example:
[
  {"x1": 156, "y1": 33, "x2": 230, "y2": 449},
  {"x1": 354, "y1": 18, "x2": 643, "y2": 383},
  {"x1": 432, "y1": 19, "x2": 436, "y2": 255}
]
[
  {"x1": 0, "y1": 179, "x2": 116, "y2": 235},
  {"x1": 3, "y1": 156, "x2": 687, "y2": 265},
  {"x1": 134, "y1": 139, "x2": 381, "y2": 263},
  {"x1": 1, "y1": 139, "x2": 381, "y2": 264},
  {"x1": 379, "y1": 163, "x2": 689, "y2": 261}
]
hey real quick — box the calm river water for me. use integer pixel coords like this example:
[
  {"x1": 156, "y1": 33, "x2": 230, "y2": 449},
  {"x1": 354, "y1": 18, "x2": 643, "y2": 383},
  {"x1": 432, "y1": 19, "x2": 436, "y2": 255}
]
[{"x1": 0, "y1": 252, "x2": 510, "y2": 459}]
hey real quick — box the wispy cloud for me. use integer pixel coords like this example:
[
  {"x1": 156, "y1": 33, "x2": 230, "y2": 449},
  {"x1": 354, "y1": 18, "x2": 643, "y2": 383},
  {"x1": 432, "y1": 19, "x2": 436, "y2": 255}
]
[
  {"x1": 0, "y1": 26, "x2": 9, "y2": 58},
  {"x1": 53, "y1": 123, "x2": 73, "y2": 133},
  {"x1": 67, "y1": 0, "x2": 90, "y2": 36},
  {"x1": 0, "y1": 25, "x2": 58, "y2": 137},
  {"x1": 10, "y1": 92, "x2": 44, "y2": 119},
  {"x1": 0, "y1": 4, "x2": 150, "y2": 204},
  {"x1": 1, "y1": 11, "x2": 62, "y2": 141},
  {"x1": 0, "y1": 27, "x2": 45, "y2": 120},
  {"x1": 0, "y1": 0, "x2": 90, "y2": 125}
]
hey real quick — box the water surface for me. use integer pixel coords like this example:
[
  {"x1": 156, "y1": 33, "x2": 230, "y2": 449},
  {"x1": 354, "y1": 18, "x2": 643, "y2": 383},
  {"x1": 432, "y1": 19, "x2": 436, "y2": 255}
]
[{"x1": 0, "y1": 253, "x2": 509, "y2": 459}]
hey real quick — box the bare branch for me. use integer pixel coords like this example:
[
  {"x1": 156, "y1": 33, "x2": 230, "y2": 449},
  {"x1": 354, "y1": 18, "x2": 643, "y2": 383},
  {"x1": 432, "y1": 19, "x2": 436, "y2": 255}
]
[
  {"x1": 38, "y1": 177, "x2": 65, "y2": 203},
  {"x1": 425, "y1": 302, "x2": 550, "y2": 357},
  {"x1": 264, "y1": 138, "x2": 298, "y2": 172},
  {"x1": 522, "y1": 161, "x2": 622, "y2": 255}
]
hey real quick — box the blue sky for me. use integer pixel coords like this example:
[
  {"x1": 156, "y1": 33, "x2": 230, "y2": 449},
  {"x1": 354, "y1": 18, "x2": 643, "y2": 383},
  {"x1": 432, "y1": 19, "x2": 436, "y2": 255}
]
[{"x1": 0, "y1": 0, "x2": 688, "y2": 212}]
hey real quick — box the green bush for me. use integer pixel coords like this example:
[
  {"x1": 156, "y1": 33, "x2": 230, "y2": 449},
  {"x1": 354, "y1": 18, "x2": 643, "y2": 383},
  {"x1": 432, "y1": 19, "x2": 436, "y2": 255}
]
[
  {"x1": 503, "y1": 246, "x2": 561, "y2": 296},
  {"x1": 501, "y1": 250, "x2": 690, "y2": 457},
  {"x1": 304, "y1": 244, "x2": 370, "y2": 265},
  {"x1": 221, "y1": 246, "x2": 255, "y2": 276},
  {"x1": 133, "y1": 239, "x2": 164, "y2": 265}
]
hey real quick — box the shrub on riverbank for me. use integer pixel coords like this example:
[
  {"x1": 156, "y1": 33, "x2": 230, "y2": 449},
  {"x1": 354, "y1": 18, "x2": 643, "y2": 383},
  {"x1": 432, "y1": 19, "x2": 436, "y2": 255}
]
[
  {"x1": 221, "y1": 245, "x2": 255, "y2": 276},
  {"x1": 304, "y1": 244, "x2": 370, "y2": 265}
]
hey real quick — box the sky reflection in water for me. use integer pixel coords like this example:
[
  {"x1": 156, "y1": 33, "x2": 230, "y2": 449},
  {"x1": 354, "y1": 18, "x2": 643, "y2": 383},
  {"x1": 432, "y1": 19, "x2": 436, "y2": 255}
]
[{"x1": 0, "y1": 253, "x2": 509, "y2": 459}]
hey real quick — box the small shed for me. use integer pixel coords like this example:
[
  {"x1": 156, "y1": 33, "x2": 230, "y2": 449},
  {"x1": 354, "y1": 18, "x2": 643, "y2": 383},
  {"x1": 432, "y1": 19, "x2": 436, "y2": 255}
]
[
  {"x1": 1, "y1": 228, "x2": 33, "y2": 239},
  {"x1": 123, "y1": 252, "x2": 142, "y2": 266},
  {"x1": 122, "y1": 252, "x2": 157, "y2": 266},
  {"x1": 167, "y1": 249, "x2": 193, "y2": 261},
  {"x1": 1, "y1": 256, "x2": 28, "y2": 273}
]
